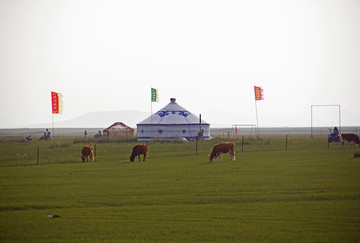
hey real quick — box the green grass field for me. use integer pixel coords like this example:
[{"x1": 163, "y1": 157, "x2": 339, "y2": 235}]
[{"x1": 0, "y1": 136, "x2": 359, "y2": 242}]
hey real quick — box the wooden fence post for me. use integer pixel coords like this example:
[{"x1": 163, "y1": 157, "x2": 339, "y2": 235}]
[
  {"x1": 196, "y1": 139, "x2": 198, "y2": 155},
  {"x1": 37, "y1": 147, "x2": 39, "y2": 165},
  {"x1": 242, "y1": 136, "x2": 244, "y2": 152}
]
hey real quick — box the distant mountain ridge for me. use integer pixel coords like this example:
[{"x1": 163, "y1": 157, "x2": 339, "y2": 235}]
[{"x1": 26, "y1": 110, "x2": 150, "y2": 128}]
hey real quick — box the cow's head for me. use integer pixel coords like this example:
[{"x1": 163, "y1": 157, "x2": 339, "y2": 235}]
[
  {"x1": 208, "y1": 155, "x2": 214, "y2": 162},
  {"x1": 130, "y1": 155, "x2": 135, "y2": 162},
  {"x1": 81, "y1": 155, "x2": 85, "y2": 162}
]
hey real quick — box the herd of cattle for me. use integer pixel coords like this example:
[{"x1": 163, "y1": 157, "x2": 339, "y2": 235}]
[
  {"x1": 80, "y1": 133, "x2": 360, "y2": 163},
  {"x1": 80, "y1": 142, "x2": 237, "y2": 163}
]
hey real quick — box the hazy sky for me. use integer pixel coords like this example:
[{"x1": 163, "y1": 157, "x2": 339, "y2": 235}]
[{"x1": 1, "y1": 0, "x2": 359, "y2": 128}]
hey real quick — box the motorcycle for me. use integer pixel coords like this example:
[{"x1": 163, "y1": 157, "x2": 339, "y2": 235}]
[{"x1": 328, "y1": 129, "x2": 341, "y2": 143}]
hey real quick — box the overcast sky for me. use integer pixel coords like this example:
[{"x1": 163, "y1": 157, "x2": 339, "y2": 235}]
[{"x1": 0, "y1": 0, "x2": 359, "y2": 128}]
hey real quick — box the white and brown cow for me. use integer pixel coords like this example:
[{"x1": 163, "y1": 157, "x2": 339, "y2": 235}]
[
  {"x1": 81, "y1": 145, "x2": 95, "y2": 162},
  {"x1": 341, "y1": 133, "x2": 360, "y2": 149},
  {"x1": 209, "y1": 142, "x2": 235, "y2": 162},
  {"x1": 130, "y1": 144, "x2": 149, "y2": 162}
]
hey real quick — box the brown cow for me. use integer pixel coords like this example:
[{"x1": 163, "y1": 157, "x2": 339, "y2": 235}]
[
  {"x1": 209, "y1": 142, "x2": 235, "y2": 162},
  {"x1": 341, "y1": 133, "x2": 360, "y2": 149},
  {"x1": 130, "y1": 144, "x2": 149, "y2": 162},
  {"x1": 81, "y1": 145, "x2": 95, "y2": 162}
]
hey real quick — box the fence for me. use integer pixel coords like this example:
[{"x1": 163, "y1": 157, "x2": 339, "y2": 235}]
[{"x1": 0, "y1": 134, "x2": 353, "y2": 167}]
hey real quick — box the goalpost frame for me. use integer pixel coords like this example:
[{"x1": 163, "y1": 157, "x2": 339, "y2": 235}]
[
  {"x1": 232, "y1": 124, "x2": 257, "y2": 138},
  {"x1": 311, "y1": 105, "x2": 341, "y2": 138}
]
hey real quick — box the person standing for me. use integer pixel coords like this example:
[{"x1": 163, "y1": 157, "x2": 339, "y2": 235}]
[{"x1": 46, "y1": 129, "x2": 51, "y2": 140}]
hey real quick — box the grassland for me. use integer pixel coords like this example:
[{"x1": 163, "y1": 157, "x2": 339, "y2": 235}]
[{"x1": 0, "y1": 136, "x2": 359, "y2": 242}]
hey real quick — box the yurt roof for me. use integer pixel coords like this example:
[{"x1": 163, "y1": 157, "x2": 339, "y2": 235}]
[
  {"x1": 104, "y1": 122, "x2": 134, "y2": 132},
  {"x1": 137, "y1": 98, "x2": 209, "y2": 125}
]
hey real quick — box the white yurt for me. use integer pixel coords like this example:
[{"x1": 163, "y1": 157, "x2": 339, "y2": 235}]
[{"x1": 137, "y1": 98, "x2": 210, "y2": 141}]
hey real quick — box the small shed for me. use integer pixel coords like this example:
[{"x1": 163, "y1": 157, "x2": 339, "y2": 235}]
[{"x1": 103, "y1": 122, "x2": 134, "y2": 138}]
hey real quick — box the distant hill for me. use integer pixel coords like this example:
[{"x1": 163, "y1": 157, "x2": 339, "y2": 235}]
[{"x1": 27, "y1": 110, "x2": 150, "y2": 128}]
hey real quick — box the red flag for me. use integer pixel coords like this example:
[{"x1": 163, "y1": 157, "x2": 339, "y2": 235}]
[
  {"x1": 254, "y1": 86, "x2": 264, "y2": 101},
  {"x1": 51, "y1": 92, "x2": 63, "y2": 114}
]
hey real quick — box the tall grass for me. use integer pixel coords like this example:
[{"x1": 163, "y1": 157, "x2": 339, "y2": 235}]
[{"x1": 0, "y1": 136, "x2": 359, "y2": 242}]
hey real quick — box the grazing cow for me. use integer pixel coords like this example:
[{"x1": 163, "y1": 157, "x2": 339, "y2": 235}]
[
  {"x1": 341, "y1": 133, "x2": 360, "y2": 149},
  {"x1": 209, "y1": 142, "x2": 235, "y2": 162},
  {"x1": 130, "y1": 144, "x2": 149, "y2": 162},
  {"x1": 81, "y1": 145, "x2": 95, "y2": 162}
]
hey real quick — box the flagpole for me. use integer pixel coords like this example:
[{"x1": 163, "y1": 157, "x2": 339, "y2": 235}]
[
  {"x1": 51, "y1": 91, "x2": 55, "y2": 138},
  {"x1": 51, "y1": 91, "x2": 63, "y2": 139},
  {"x1": 150, "y1": 87, "x2": 153, "y2": 124},
  {"x1": 151, "y1": 99, "x2": 153, "y2": 124},
  {"x1": 255, "y1": 100, "x2": 259, "y2": 135},
  {"x1": 150, "y1": 87, "x2": 159, "y2": 125},
  {"x1": 52, "y1": 113, "x2": 55, "y2": 138},
  {"x1": 254, "y1": 86, "x2": 263, "y2": 135}
]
